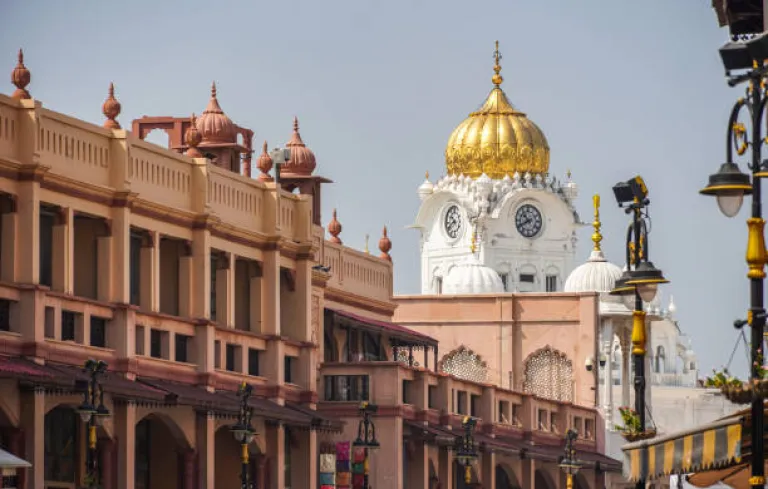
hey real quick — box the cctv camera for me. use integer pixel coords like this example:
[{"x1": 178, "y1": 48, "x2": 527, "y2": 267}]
[
  {"x1": 599, "y1": 353, "x2": 607, "y2": 368},
  {"x1": 585, "y1": 356, "x2": 594, "y2": 372}
]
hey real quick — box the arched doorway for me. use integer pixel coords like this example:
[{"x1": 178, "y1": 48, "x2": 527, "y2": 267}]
[
  {"x1": 214, "y1": 424, "x2": 263, "y2": 489},
  {"x1": 535, "y1": 469, "x2": 557, "y2": 489},
  {"x1": 135, "y1": 414, "x2": 192, "y2": 489},
  {"x1": 496, "y1": 464, "x2": 521, "y2": 489},
  {"x1": 574, "y1": 472, "x2": 590, "y2": 489},
  {"x1": 44, "y1": 406, "x2": 79, "y2": 488}
]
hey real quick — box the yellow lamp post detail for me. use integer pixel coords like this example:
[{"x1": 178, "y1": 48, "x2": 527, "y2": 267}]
[{"x1": 746, "y1": 217, "x2": 767, "y2": 279}]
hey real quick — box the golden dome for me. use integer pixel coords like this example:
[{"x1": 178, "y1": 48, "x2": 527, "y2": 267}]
[{"x1": 445, "y1": 41, "x2": 550, "y2": 180}]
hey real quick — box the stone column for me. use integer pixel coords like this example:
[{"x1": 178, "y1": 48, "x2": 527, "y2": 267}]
[
  {"x1": 196, "y1": 412, "x2": 215, "y2": 489},
  {"x1": 100, "y1": 438, "x2": 115, "y2": 489},
  {"x1": 139, "y1": 231, "x2": 159, "y2": 312},
  {"x1": 260, "y1": 249, "x2": 280, "y2": 336},
  {"x1": 619, "y1": 326, "x2": 631, "y2": 408},
  {"x1": 438, "y1": 447, "x2": 453, "y2": 489},
  {"x1": 292, "y1": 429, "x2": 317, "y2": 489},
  {"x1": 215, "y1": 252, "x2": 234, "y2": 327},
  {"x1": 294, "y1": 257, "x2": 312, "y2": 341},
  {"x1": 21, "y1": 388, "x2": 44, "y2": 489},
  {"x1": 266, "y1": 423, "x2": 285, "y2": 489},
  {"x1": 183, "y1": 450, "x2": 197, "y2": 489},
  {"x1": 16, "y1": 172, "x2": 40, "y2": 285},
  {"x1": 51, "y1": 207, "x2": 73, "y2": 293},
  {"x1": 110, "y1": 199, "x2": 131, "y2": 304},
  {"x1": 481, "y1": 452, "x2": 496, "y2": 489},
  {"x1": 601, "y1": 319, "x2": 614, "y2": 427},
  {"x1": 191, "y1": 226, "x2": 211, "y2": 319},
  {"x1": 406, "y1": 440, "x2": 429, "y2": 489},
  {"x1": 254, "y1": 454, "x2": 267, "y2": 489},
  {"x1": 263, "y1": 339, "x2": 285, "y2": 398},
  {"x1": 115, "y1": 401, "x2": 136, "y2": 489},
  {"x1": 1, "y1": 203, "x2": 17, "y2": 283},
  {"x1": 520, "y1": 458, "x2": 534, "y2": 489}
]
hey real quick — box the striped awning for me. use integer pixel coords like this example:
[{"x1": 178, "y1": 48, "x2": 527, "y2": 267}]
[{"x1": 622, "y1": 417, "x2": 743, "y2": 482}]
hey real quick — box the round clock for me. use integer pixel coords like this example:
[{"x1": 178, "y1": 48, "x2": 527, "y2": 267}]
[
  {"x1": 515, "y1": 204, "x2": 543, "y2": 238},
  {"x1": 444, "y1": 205, "x2": 463, "y2": 239}
]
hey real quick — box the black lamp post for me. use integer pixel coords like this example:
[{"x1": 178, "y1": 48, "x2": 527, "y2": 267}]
[
  {"x1": 609, "y1": 176, "x2": 668, "y2": 489},
  {"x1": 352, "y1": 402, "x2": 380, "y2": 489},
  {"x1": 76, "y1": 359, "x2": 110, "y2": 488},
  {"x1": 699, "y1": 33, "x2": 768, "y2": 489},
  {"x1": 454, "y1": 416, "x2": 478, "y2": 486},
  {"x1": 231, "y1": 382, "x2": 257, "y2": 489},
  {"x1": 559, "y1": 429, "x2": 582, "y2": 489}
]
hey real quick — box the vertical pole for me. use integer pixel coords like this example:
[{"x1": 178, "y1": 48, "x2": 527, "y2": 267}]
[
  {"x1": 749, "y1": 72, "x2": 765, "y2": 489},
  {"x1": 241, "y1": 441, "x2": 249, "y2": 489},
  {"x1": 632, "y1": 204, "x2": 647, "y2": 489}
]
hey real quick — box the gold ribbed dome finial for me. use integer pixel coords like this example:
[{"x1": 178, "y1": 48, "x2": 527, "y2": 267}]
[
  {"x1": 492, "y1": 40, "x2": 503, "y2": 87},
  {"x1": 444, "y1": 41, "x2": 550, "y2": 180},
  {"x1": 592, "y1": 194, "x2": 603, "y2": 252}
]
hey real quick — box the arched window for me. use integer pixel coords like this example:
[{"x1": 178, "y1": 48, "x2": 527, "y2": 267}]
[
  {"x1": 656, "y1": 345, "x2": 666, "y2": 374},
  {"x1": 439, "y1": 347, "x2": 487, "y2": 383},
  {"x1": 434, "y1": 276, "x2": 443, "y2": 294},
  {"x1": 523, "y1": 347, "x2": 574, "y2": 402}
]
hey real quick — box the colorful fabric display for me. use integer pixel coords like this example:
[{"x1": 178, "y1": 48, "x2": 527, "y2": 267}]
[
  {"x1": 336, "y1": 472, "x2": 352, "y2": 486},
  {"x1": 319, "y1": 472, "x2": 336, "y2": 485},
  {"x1": 352, "y1": 462, "x2": 364, "y2": 473},
  {"x1": 319, "y1": 453, "x2": 336, "y2": 473},
  {"x1": 336, "y1": 459, "x2": 351, "y2": 472},
  {"x1": 336, "y1": 441, "x2": 351, "y2": 461},
  {"x1": 352, "y1": 447, "x2": 366, "y2": 463},
  {"x1": 352, "y1": 473, "x2": 365, "y2": 487}
]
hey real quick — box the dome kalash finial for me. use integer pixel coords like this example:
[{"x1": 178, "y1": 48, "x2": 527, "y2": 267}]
[
  {"x1": 492, "y1": 40, "x2": 503, "y2": 87},
  {"x1": 592, "y1": 194, "x2": 603, "y2": 252},
  {"x1": 444, "y1": 41, "x2": 550, "y2": 180}
]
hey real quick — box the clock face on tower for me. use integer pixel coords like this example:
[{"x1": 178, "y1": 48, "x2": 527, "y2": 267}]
[
  {"x1": 515, "y1": 204, "x2": 543, "y2": 238},
  {"x1": 444, "y1": 205, "x2": 463, "y2": 239}
]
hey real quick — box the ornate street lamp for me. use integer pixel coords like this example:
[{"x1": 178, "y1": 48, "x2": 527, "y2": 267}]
[
  {"x1": 699, "y1": 34, "x2": 768, "y2": 489},
  {"x1": 454, "y1": 416, "x2": 478, "y2": 485},
  {"x1": 352, "y1": 402, "x2": 379, "y2": 489},
  {"x1": 76, "y1": 359, "x2": 109, "y2": 489},
  {"x1": 559, "y1": 429, "x2": 582, "y2": 489},
  {"x1": 609, "y1": 175, "x2": 668, "y2": 489},
  {"x1": 231, "y1": 382, "x2": 257, "y2": 489}
]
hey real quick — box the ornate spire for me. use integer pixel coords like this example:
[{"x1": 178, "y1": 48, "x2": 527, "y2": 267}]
[
  {"x1": 592, "y1": 194, "x2": 603, "y2": 251},
  {"x1": 379, "y1": 226, "x2": 392, "y2": 262},
  {"x1": 425, "y1": 170, "x2": 429, "y2": 180},
  {"x1": 492, "y1": 40, "x2": 503, "y2": 87},
  {"x1": 102, "y1": 82, "x2": 122, "y2": 129},
  {"x1": 257, "y1": 141, "x2": 274, "y2": 182},
  {"x1": 328, "y1": 209, "x2": 342, "y2": 244},
  {"x1": 11, "y1": 49, "x2": 31, "y2": 100},
  {"x1": 185, "y1": 114, "x2": 202, "y2": 157}
]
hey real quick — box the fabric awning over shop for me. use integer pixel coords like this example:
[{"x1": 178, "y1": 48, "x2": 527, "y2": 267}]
[{"x1": 622, "y1": 417, "x2": 743, "y2": 482}]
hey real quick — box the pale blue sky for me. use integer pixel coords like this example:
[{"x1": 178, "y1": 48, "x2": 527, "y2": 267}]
[{"x1": 0, "y1": 1, "x2": 750, "y2": 377}]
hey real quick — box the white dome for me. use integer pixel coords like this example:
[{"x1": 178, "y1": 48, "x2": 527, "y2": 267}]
[
  {"x1": 418, "y1": 175, "x2": 434, "y2": 200},
  {"x1": 443, "y1": 260, "x2": 504, "y2": 294},
  {"x1": 563, "y1": 250, "x2": 623, "y2": 293}
]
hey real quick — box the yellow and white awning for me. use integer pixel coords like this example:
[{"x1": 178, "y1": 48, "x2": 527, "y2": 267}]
[{"x1": 622, "y1": 417, "x2": 743, "y2": 481}]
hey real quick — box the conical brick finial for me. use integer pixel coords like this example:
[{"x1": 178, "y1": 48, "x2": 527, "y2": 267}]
[
  {"x1": 185, "y1": 114, "x2": 203, "y2": 157},
  {"x1": 378, "y1": 226, "x2": 392, "y2": 262},
  {"x1": 328, "y1": 209, "x2": 342, "y2": 244},
  {"x1": 102, "y1": 82, "x2": 122, "y2": 129},
  {"x1": 11, "y1": 49, "x2": 31, "y2": 100},
  {"x1": 257, "y1": 141, "x2": 274, "y2": 182}
]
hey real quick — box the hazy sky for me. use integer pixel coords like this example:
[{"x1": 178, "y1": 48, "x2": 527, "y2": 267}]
[{"x1": 0, "y1": 1, "x2": 752, "y2": 377}]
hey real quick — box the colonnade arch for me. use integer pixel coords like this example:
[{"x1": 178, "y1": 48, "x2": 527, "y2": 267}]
[
  {"x1": 134, "y1": 413, "x2": 192, "y2": 489},
  {"x1": 496, "y1": 463, "x2": 521, "y2": 489}
]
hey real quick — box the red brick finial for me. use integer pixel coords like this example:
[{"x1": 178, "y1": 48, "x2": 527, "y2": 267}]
[
  {"x1": 185, "y1": 114, "x2": 203, "y2": 157},
  {"x1": 102, "y1": 82, "x2": 122, "y2": 129},
  {"x1": 328, "y1": 209, "x2": 342, "y2": 244},
  {"x1": 257, "y1": 141, "x2": 274, "y2": 181},
  {"x1": 379, "y1": 226, "x2": 392, "y2": 262},
  {"x1": 11, "y1": 49, "x2": 31, "y2": 100}
]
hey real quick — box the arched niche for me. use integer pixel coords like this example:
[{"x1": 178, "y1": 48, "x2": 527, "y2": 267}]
[{"x1": 523, "y1": 346, "x2": 574, "y2": 402}]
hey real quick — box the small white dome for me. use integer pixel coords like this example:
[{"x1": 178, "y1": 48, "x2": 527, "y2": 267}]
[
  {"x1": 443, "y1": 260, "x2": 504, "y2": 294},
  {"x1": 418, "y1": 176, "x2": 434, "y2": 200},
  {"x1": 563, "y1": 250, "x2": 623, "y2": 293}
]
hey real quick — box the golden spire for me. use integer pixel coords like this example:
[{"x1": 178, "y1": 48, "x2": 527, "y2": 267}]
[
  {"x1": 425, "y1": 170, "x2": 429, "y2": 180},
  {"x1": 592, "y1": 194, "x2": 603, "y2": 252},
  {"x1": 492, "y1": 40, "x2": 503, "y2": 87}
]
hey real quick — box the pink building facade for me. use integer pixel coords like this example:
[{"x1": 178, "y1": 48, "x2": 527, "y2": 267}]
[{"x1": 0, "y1": 51, "x2": 619, "y2": 489}]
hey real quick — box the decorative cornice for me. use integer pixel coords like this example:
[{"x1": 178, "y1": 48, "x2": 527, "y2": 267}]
[{"x1": 324, "y1": 287, "x2": 396, "y2": 316}]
